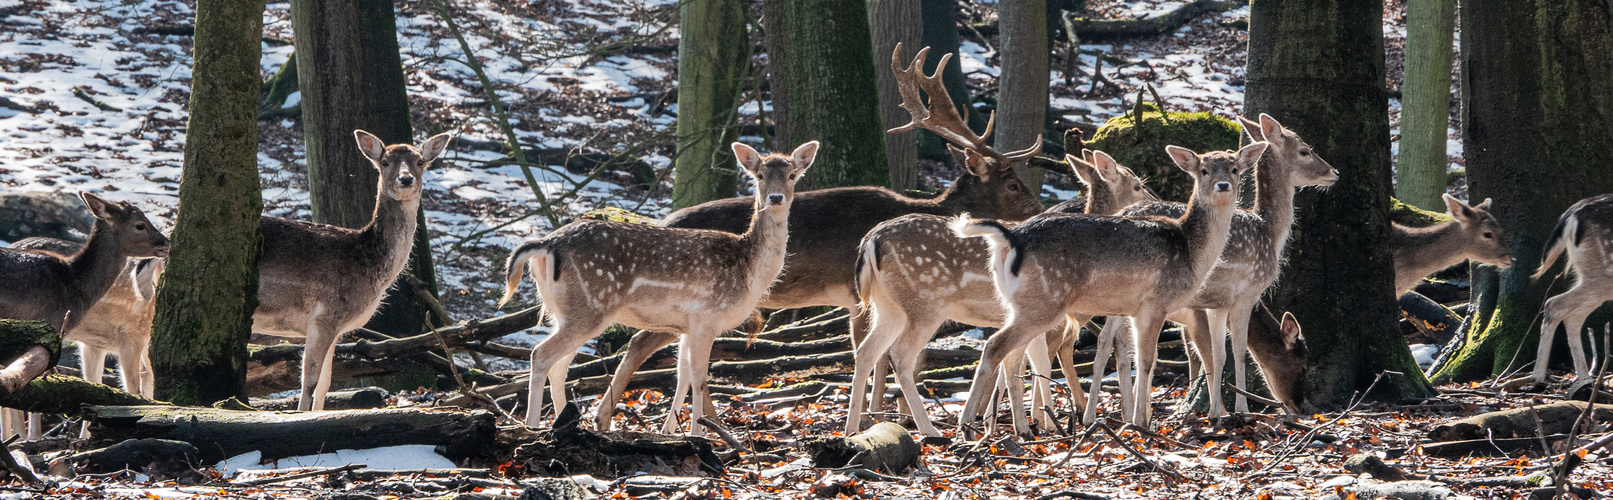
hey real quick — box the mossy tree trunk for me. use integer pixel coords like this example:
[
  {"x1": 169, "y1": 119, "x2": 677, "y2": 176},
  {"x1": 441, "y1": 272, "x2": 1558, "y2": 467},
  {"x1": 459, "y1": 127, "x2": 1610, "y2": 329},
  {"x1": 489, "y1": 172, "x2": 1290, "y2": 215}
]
[
  {"x1": 996, "y1": 0, "x2": 1048, "y2": 193},
  {"x1": 671, "y1": 0, "x2": 748, "y2": 209},
  {"x1": 1394, "y1": 0, "x2": 1456, "y2": 211},
  {"x1": 1431, "y1": 0, "x2": 1613, "y2": 382},
  {"x1": 1247, "y1": 0, "x2": 1433, "y2": 409},
  {"x1": 291, "y1": 0, "x2": 442, "y2": 335},
  {"x1": 916, "y1": 0, "x2": 988, "y2": 166},
  {"x1": 765, "y1": 0, "x2": 889, "y2": 189},
  {"x1": 869, "y1": 0, "x2": 922, "y2": 191},
  {"x1": 150, "y1": 0, "x2": 265, "y2": 406}
]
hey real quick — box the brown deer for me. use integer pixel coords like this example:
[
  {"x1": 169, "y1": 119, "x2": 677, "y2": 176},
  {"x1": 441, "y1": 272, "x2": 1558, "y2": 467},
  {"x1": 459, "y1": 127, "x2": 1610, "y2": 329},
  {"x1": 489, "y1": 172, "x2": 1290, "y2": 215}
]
[
  {"x1": 954, "y1": 142, "x2": 1266, "y2": 432},
  {"x1": 850, "y1": 150, "x2": 1156, "y2": 436},
  {"x1": 1531, "y1": 194, "x2": 1613, "y2": 383},
  {"x1": 0, "y1": 193, "x2": 169, "y2": 334},
  {"x1": 501, "y1": 141, "x2": 817, "y2": 433},
  {"x1": 253, "y1": 130, "x2": 451, "y2": 411},
  {"x1": 1391, "y1": 194, "x2": 1512, "y2": 295},
  {"x1": 1084, "y1": 114, "x2": 1337, "y2": 422},
  {"x1": 592, "y1": 44, "x2": 1048, "y2": 430}
]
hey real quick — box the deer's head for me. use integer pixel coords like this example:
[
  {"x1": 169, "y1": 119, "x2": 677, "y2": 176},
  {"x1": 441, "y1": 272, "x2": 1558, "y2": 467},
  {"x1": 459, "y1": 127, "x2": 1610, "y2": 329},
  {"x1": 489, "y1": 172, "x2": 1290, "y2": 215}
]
[
  {"x1": 1166, "y1": 142, "x2": 1266, "y2": 208},
  {"x1": 733, "y1": 141, "x2": 817, "y2": 213},
  {"x1": 1067, "y1": 149, "x2": 1158, "y2": 212},
  {"x1": 1240, "y1": 113, "x2": 1338, "y2": 188},
  {"x1": 354, "y1": 130, "x2": 453, "y2": 203},
  {"x1": 1262, "y1": 311, "x2": 1309, "y2": 414},
  {"x1": 1443, "y1": 194, "x2": 1512, "y2": 269},
  {"x1": 80, "y1": 192, "x2": 169, "y2": 258}
]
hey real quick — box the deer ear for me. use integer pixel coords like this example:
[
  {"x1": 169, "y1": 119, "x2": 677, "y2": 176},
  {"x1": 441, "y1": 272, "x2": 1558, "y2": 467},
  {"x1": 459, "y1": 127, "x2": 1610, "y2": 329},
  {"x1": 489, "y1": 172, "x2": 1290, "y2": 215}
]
[
  {"x1": 1238, "y1": 115, "x2": 1264, "y2": 142},
  {"x1": 1442, "y1": 193, "x2": 1471, "y2": 222},
  {"x1": 1091, "y1": 150, "x2": 1121, "y2": 177},
  {"x1": 353, "y1": 130, "x2": 387, "y2": 163},
  {"x1": 1280, "y1": 312, "x2": 1303, "y2": 345},
  {"x1": 1165, "y1": 145, "x2": 1199, "y2": 173},
  {"x1": 1258, "y1": 113, "x2": 1284, "y2": 144},
  {"x1": 1236, "y1": 141, "x2": 1270, "y2": 167},
  {"x1": 79, "y1": 192, "x2": 120, "y2": 220},
  {"x1": 962, "y1": 149, "x2": 993, "y2": 178},
  {"x1": 1064, "y1": 154, "x2": 1101, "y2": 188},
  {"x1": 1081, "y1": 149, "x2": 1096, "y2": 165},
  {"x1": 1475, "y1": 198, "x2": 1493, "y2": 211},
  {"x1": 731, "y1": 142, "x2": 764, "y2": 176},
  {"x1": 790, "y1": 140, "x2": 820, "y2": 173},
  {"x1": 418, "y1": 132, "x2": 453, "y2": 164}
]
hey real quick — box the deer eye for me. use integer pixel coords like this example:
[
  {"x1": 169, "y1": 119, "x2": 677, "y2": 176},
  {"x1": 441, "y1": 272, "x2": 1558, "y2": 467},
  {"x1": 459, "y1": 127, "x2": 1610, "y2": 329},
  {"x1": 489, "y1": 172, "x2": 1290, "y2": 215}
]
[
  {"x1": 1483, "y1": 232, "x2": 1493, "y2": 239},
  {"x1": 381, "y1": 161, "x2": 390, "y2": 168},
  {"x1": 134, "y1": 223, "x2": 146, "y2": 231},
  {"x1": 1300, "y1": 149, "x2": 1311, "y2": 156},
  {"x1": 1133, "y1": 185, "x2": 1142, "y2": 192},
  {"x1": 788, "y1": 173, "x2": 797, "y2": 181},
  {"x1": 1007, "y1": 182, "x2": 1021, "y2": 192},
  {"x1": 1200, "y1": 169, "x2": 1208, "y2": 175}
]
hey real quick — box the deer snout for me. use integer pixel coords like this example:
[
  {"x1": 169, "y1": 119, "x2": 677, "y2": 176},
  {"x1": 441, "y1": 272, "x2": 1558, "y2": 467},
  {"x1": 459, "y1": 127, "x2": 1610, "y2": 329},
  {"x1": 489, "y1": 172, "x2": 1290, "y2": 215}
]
[
  {"x1": 1216, "y1": 181, "x2": 1232, "y2": 192},
  {"x1": 768, "y1": 193, "x2": 785, "y2": 205},
  {"x1": 399, "y1": 176, "x2": 416, "y2": 187}
]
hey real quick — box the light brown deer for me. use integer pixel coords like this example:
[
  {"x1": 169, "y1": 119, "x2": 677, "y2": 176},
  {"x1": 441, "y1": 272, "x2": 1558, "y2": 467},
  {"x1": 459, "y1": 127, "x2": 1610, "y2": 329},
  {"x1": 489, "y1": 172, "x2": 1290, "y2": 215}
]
[
  {"x1": 954, "y1": 142, "x2": 1266, "y2": 433},
  {"x1": 253, "y1": 130, "x2": 451, "y2": 411},
  {"x1": 850, "y1": 150, "x2": 1156, "y2": 436},
  {"x1": 1531, "y1": 194, "x2": 1613, "y2": 383},
  {"x1": 0, "y1": 193, "x2": 169, "y2": 334},
  {"x1": 1391, "y1": 194, "x2": 1512, "y2": 295},
  {"x1": 592, "y1": 44, "x2": 1049, "y2": 430},
  {"x1": 502, "y1": 141, "x2": 817, "y2": 433}
]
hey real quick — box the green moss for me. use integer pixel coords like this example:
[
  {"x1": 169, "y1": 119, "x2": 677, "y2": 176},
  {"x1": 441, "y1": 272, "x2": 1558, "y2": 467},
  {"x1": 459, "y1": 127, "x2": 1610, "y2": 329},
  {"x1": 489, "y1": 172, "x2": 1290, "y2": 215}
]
[
  {"x1": 581, "y1": 207, "x2": 658, "y2": 225},
  {"x1": 1389, "y1": 197, "x2": 1450, "y2": 228},
  {"x1": 1086, "y1": 103, "x2": 1241, "y2": 202}
]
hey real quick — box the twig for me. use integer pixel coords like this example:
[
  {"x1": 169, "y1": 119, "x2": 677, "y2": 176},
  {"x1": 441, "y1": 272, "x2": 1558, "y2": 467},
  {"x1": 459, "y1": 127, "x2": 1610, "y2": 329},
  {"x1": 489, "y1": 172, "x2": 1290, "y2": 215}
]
[
  {"x1": 0, "y1": 436, "x2": 38, "y2": 484},
  {"x1": 71, "y1": 87, "x2": 121, "y2": 112},
  {"x1": 696, "y1": 416, "x2": 753, "y2": 453},
  {"x1": 1106, "y1": 418, "x2": 1190, "y2": 450},
  {"x1": 1094, "y1": 421, "x2": 1184, "y2": 481},
  {"x1": 1259, "y1": 371, "x2": 1395, "y2": 473},
  {"x1": 232, "y1": 463, "x2": 365, "y2": 486},
  {"x1": 1036, "y1": 491, "x2": 1111, "y2": 500},
  {"x1": 432, "y1": 327, "x2": 525, "y2": 427},
  {"x1": 1226, "y1": 384, "x2": 1284, "y2": 410}
]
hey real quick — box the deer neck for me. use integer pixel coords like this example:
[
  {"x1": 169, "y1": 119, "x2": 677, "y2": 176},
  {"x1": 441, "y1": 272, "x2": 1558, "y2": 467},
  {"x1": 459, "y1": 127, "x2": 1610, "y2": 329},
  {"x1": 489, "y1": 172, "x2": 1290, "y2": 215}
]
[
  {"x1": 738, "y1": 199, "x2": 791, "y2": 297},
  {"x1": 360, "y1": 192, "x2": 421, "y2": 281},
  {"x1": 1083, "y1": 184, "x2": 1116, "y2": 215},
  {"x1": 1391, "y1": 221, "x2": 1464, "y2": 292},
  {"x1": 66, "y1": 220, "x2": 127, "y2": 326},
  {"x1": 1180, "y1": 192, "x2": 1237, "y2": 281},
  {"x1": 1252, "y1": 157, "x2": 1297, "y2": 238}
]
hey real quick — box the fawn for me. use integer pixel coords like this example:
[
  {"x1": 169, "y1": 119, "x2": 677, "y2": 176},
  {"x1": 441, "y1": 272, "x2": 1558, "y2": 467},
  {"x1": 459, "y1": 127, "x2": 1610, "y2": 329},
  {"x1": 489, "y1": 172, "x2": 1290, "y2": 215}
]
[
  {"x1": 592, "y1": 44, "x2": 1050, "y2": 430},
  {"x1": 253, "y1": 130, "x2": 451, "y2": 411},
  {"x1": 1531, "y1": 194, "x2": 1613, "y2": 382},
  {"x1": 0, "y1": 193, "x2": 169, "y2": 334},
  {"x1": 850, "y1": 149, "x2": 1156, "y2": 436},
  {"x1": 1391, "y1": 194, "x2": 1512, "y2": 295},
  {"x1": 954, "y1": 142, "x2": 1266, "y2": 433},
  {"x1": 502, "y1": 141, "x2": 817, "y2": 433},
  {"x1": 1086, "y1": 114, "x2": 1336, "y2": 421}
]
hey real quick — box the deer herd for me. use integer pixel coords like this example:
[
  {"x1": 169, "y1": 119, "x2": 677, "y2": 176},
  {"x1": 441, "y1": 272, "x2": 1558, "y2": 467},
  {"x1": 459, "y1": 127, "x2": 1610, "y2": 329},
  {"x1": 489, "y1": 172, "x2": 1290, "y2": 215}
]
[{"x1": 0, "y1": 45, "x2": 1603, "y2": 442}]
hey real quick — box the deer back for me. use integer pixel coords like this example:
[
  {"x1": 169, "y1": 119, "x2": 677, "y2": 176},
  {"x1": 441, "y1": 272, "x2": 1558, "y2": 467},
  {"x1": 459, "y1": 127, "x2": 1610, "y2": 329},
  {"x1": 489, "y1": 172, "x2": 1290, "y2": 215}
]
[{"x1": 0, "y1": 194, "x2": 167, "y2": 332}]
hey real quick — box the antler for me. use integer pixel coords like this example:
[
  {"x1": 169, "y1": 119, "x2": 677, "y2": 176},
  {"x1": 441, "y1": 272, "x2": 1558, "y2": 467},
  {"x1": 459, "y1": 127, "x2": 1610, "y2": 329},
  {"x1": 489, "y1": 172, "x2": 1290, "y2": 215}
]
[{"x1": 887, "y1": 43, "x2": 1043, "y2": 167}]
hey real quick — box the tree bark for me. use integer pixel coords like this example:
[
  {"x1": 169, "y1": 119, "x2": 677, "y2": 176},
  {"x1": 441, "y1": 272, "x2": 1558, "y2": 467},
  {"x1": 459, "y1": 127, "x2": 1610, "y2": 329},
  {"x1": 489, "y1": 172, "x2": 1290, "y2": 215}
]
[
  {"x1": 150, "y1": 0, "x2": 264, "y2": 406},
  {"x1": 868, "y1": 0, "x2": 922, "y2": 191},
  {"x1": 1432, "y1": 0, "x2": 1613, "y2": 382},
  {"x1": 1247, "y1": 0, "x2": 1434, "y2": 409},
  {"x1": 997, "y1": 0, "x2": 1049, "y2": 193},
  {"x1": 290, "y1": 0, "x2": 441, "y2": 336},
  {"x1": 1394, "y1": 0, "x2": 1455, "y2": 211},
  {"x1": 765, "y1": 0, "x2": 889, "y2": 189},
  {"x1": 671, "y1": 0, "x2": 748, "y2": 209},
  {"x1": 916, "y1": 0, "x2": 988, "y2": 165}
]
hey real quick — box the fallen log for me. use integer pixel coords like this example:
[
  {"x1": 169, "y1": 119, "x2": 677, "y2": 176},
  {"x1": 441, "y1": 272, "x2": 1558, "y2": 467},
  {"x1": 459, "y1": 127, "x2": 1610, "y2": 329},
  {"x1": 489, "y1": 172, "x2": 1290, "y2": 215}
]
[
  {"x1": 1399, "y1": 292, "x2": 1462, "y2": 345},
  {"x1": 1427, "y1": 401, "x2": 1613, "y2": 442},
  {"x1": 250, "y1": 387, "x2": 390, "y2": 411},
  {"x1": 61, "y1": 438, "x2": 200, "y2": 473},
  {"x1": 511, "y1": 403, "x2": 723, "y2": 478},
  {"x1": 2, "y1": 374, "x2": 163, "y2": 415},
  {"x1": 82, "y1": 406, "x2": 497, "y2": 463},
  {"x1": 802, "y1": 422, "x2": 918, "y2": 474},
  {"x1": 0, "y1": 320, "x2": 61, "y2": 400},
  {"x1": 1420, "y1": 436, "x2": 1571, "y2": 457}
]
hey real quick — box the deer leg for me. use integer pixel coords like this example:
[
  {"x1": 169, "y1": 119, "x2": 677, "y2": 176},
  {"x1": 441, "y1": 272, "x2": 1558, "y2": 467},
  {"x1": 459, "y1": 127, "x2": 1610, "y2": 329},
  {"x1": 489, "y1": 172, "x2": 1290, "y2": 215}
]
[
  {"x1": 81, "y1": 344, "x2": 106, "y2": 386},
  {"x1": 1027, "y1": 334, "x2": 1056, "y2": 430},
  {"x1": 1129, "y1": 309, "x2": 1168, "y2": 425},
  {"x1": 1, "y1": 409, "x2": 18, "y2": 441},
  {"x1": 1182, "y1": 309, "x2": 1213, "y2": 387},
  {"x1": 137, "y1": 337, "x2": 154, "y2": 398},
  {"x1": 1203, "y1": 308, "x2": 1232, "y2": 418},
  {"x1": 1000, "y1": 347, "x2": 1034, "y2": 437},
  {"x1": 1056, "y1": 320, "x2": 1088, "y2": 414},
  {"x1": 682, "y1": 327, "x2": 720, "y2": 436},
  {"x1": 1562, "y1": 306, "x2": 1595, "y2": 381},
  {"x1": 848, "y1": 304, "x2": 910, "y2": 434},
  {"x1": 961, "y1": 311, "x2": 1058, "y2": 434},
  {"x1": 1228, "y1": 301, "x2": 1257, "y2": 413},
  {"x1": 662, "y1": 338, "x2": 695, "y2": 434},
  {"x1": 526, "y1": 314, "x2": 607, "y2": 426},
  {"x1": 595, "y1": 329, "x2": 678, "y2": 430},
  {"x1": 1535, "y1": 288, "x2": 1602, "y2": 382},
  {"x1": 1083, "y1": 316, "x2": 1123, "y2": 425},
  {"x1": 888, "y1": 321, "x2": 943, "y2": 436}
]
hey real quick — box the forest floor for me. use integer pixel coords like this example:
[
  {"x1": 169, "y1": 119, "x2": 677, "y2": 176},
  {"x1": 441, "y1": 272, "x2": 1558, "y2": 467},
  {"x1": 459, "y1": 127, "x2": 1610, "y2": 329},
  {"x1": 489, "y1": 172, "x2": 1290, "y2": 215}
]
[{"x1": 0, "y1": 0, "x2": 1577, "y2": 499}]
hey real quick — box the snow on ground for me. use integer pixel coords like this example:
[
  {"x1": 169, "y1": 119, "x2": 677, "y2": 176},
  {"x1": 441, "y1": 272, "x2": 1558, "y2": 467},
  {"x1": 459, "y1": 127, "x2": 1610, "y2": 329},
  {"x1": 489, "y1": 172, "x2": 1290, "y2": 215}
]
[
  {"x1": 0, "y1": 0, "x2": 1444, "y2": 375},
  {"x1": 215, "y1": 445, "x2": 456, "y2": 477}
]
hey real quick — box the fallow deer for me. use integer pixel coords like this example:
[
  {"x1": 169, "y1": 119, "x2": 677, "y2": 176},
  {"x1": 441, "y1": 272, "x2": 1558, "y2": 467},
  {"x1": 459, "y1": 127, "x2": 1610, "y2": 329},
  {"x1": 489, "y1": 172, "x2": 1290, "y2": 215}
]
[
  {"x1": 1531, "y1": 194, "x2": 1613, "y2": 382},
  {"x1": 0, "y1": 193, "x2": 169, "y2": 334},
  {"x1": 1082, "y1": 114, "x2": 1336, "y2": 423},
  {"x1": 253, "y1": 130, "x2": 452, "y2": 411},
  {"x1": 502, "y1": 141, "x2": 817, "y2": 433},
  {"x1": 850, "y1": 150, "x2": 1156, "y2": 436},
  {"x1": 954, "y1": 142, "x2": 1266, "y2": 433},
  {"x1": 592, "y1": 44, "x2": 1049, "y2": 430},
  {"x1": 1391, "y1": 194, "x2": 1512, "y2": 295}
]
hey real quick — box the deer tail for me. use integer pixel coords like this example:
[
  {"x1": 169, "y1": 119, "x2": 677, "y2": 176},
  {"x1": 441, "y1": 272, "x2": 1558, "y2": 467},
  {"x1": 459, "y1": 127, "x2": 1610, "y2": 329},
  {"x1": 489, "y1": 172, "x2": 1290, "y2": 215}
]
[
  {"x1": 500, "y1": 240, "x2": 553, "y2": 308},
  {"x1": 951, "y1": 214, "x2": 1023, "y2": 276},
  {"x1": 854, "y1": 236, "x2": 881, "y2": 312},
  {"x1": 1535, "y1": 209, "x2": 1578, "y2": 280}
]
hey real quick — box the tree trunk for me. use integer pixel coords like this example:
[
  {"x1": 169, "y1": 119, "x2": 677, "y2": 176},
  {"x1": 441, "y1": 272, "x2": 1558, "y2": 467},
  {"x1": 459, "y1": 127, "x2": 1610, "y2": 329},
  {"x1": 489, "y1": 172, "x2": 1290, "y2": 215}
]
[
  {"x1": 671, "y1": 0, "x2": 748, "y2": 209},
  {"x1": 868, "y1": 0, "x2": 922, "y2": 191},
  {"x1": 765, "y1": 0, "x2": 889, "y2": 189},
  {"x1": 1247, "y1": 0, "x2": 1434, "y2": 409},
  {"x1": 916, "y1": 0, "x2": 988, "y2": 165},
  {"x1": 290, "y1": 0, "x2": 441, "y2": 336},
  {"x1": 1394, "y1": 0, "x2": 1455, "y2": 211},
  {"x1": 1432, "y1": 0, "x2": 1613, "y2": 382},
  {"x1": 996, "y1": 0, "x2": 1049, "y2": 193},
  {"x1": 149, "y1": 0, "x2": 264, "y2": 406}
]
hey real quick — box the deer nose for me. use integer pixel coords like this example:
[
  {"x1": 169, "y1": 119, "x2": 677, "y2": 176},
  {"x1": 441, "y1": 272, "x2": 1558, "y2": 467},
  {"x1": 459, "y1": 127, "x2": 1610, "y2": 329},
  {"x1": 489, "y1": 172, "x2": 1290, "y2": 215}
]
[
  {"x1": 399, "y1": 176, "x2": 415, "y2": 187},
  {"x1": 1216, "y1": 182, "x2": 1232, "y2": 192},
  {"x1": 768, "y1": 193, "x2": 785, "y2": 205}
]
